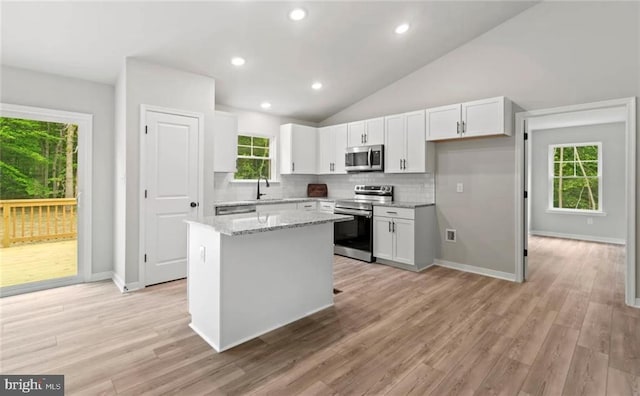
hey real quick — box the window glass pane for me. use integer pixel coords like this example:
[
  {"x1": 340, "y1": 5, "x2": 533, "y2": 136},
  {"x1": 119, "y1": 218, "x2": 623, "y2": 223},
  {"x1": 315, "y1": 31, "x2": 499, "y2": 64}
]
[
  {"x1": 238, "y1": 146, "x2": 251, "y2": 156},
  {"x1": 238, "y1": 135, "x2": 251, "y2": 146},
  {"x1": 253, "y1": 147, "x2": 269, "y2": 157},
  {"x1": 562, "y1": 147, "x2": 575, "y2": 161},
  {"x1": 561, "y1": 162, "x2": 574, "y2": 177},
  {"x1": 253, "y1": 137, "x2": 269, "y2": 147},
  {"x1": 581, "y1": 161, "x2": 598, "y2": 177},
  {"x1": 234, "y1": 159, "x2": 271, "y2": 180},
  {"x1": 550, "y1": 144, "x2": 600, "y2": 211},
  {"x1": 576, "y1": 145, "x2": 598, "y2": 161}
]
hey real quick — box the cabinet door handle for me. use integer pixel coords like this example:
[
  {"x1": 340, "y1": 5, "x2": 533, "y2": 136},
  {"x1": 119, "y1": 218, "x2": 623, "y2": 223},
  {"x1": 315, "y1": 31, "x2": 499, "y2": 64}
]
[
  {"x1": 386, "y1": 211, "x2": 398, "y2": 215},
  {"x1": 403, "y1": 159, "x2": 406, "y2": 170},
  {"x1": 388, "y1": 221, "x2": 391, "y2": 232},
  {"x1": 400, "y1": 159, "x2": 402, "y2": 169},
  {"x1": 392, "y1": 221, "x2": 395, "y2": 233},
  {"x1": 462, "y1": 121, "x2": 466, "y2": 134},
  {"x1": 364, "y1": 133, "x2": 367, "y2": 143},
  {"x1": 292, "y1": 162, "x2": 295, "y2": 172},
  {"x1": 457, "y1": 121, "x2": 460, "y2": 135}
]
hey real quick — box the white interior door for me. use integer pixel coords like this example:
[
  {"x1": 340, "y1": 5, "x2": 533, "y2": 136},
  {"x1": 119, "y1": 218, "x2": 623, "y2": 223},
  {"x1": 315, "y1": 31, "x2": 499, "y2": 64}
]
[{"x1": 144, "y1": 110, "x2": 199, "y2": 286}]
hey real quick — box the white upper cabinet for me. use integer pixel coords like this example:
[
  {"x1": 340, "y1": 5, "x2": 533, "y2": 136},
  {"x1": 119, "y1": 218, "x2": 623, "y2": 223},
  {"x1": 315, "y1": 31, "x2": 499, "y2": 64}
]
[
  {"x1": 317, "y1": 126, "x2": 332, "y2": 175},
  {"x1": 213, "y1": 111, "x2": 238, "y2": 172},
  {"x1": 280, "y1": 124, "x2": 317, "y2": 174},
  {"x1": 426, "y1": 96, "x2": 512, "y2": 141},
  {"x1": 462, "y1": 97, "x2": 511, "y2": 138},
  {"x1": 347, "y1": 117, "x2": 384, "y2": 146},
  {"x1": 384, "y1": 110, "x2": 427, "y2": 173},
  {"x1": 317, "y1": 124, "x2": 348, "y2": 175},
  {"x1": 425, "y1": 104, "x2": 461, "y2": 141},
  {"x1": 332, "y1": 124, "x2": 348, "y2": 173},
  {"x1": 384, "y1": 114, "x2": 404, "y2": 173}
]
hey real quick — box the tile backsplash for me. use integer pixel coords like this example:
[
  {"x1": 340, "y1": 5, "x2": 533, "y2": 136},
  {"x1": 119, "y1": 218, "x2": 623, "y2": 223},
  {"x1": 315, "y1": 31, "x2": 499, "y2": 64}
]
[
  {"x1": 213, "y1": 173, "x2": 316, "y2": 202},
  {"x1": 213, "y1": 172, "x2": 435, "y2": 204},
  {"x1": 317, "y1": 173, "x2": 435, "y2": 203}
]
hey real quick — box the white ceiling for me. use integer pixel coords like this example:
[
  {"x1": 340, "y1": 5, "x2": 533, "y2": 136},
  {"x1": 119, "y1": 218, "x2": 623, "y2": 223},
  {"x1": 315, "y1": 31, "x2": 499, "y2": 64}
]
[{"x1": 1, "y1": 1, "x2": 537, "y2": 122}]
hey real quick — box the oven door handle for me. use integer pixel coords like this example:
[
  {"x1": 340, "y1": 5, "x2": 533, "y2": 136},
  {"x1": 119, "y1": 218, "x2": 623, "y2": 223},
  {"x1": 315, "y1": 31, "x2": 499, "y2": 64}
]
[
  {"x1": 368, "y1": 147, "x2": 373, "y2": 168},
  {"x1": 334, "y1": 209, "x2": 372, "y2": 218}
]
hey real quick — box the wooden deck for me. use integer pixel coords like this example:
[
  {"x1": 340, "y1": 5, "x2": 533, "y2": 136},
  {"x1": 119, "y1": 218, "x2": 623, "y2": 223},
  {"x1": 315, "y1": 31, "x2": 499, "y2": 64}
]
[{"x1": 0, "y1": 240, "x2": 76, "y2": 287}]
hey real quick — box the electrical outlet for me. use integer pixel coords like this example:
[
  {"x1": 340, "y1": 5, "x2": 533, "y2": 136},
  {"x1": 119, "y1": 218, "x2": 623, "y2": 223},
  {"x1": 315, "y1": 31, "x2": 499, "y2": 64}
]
[
  {"x1": 587, "y1": 217, "x2": 593, "y2": 225},
  {"x1": 456, "y1": 183, "x2": 464, "y2": 193},
  {"x1": 446, "y1": 229, "x2": 457, "y2": 242}
]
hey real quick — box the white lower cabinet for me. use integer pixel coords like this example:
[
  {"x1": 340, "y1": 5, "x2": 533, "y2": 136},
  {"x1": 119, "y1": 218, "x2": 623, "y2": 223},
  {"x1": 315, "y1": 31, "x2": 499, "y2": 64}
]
[
  {"x1": 373, "y1": 205, "x2": 435, "y2": 271},
  {"x1": 297, "y1": 201, "x2": 318, "y2": 211},
  {"x1": 318, "y1": 201, "x2": 335, "y2": 213}
]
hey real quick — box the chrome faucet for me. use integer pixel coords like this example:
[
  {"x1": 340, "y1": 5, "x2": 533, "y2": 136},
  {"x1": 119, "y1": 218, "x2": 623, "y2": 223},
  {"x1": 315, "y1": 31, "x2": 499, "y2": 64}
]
[{"x1": 256, "y1": 176, "x2": 270, "y2": 200}]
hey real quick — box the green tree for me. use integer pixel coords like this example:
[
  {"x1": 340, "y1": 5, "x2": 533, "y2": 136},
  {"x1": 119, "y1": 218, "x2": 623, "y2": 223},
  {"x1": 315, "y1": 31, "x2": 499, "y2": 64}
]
[{"x1": 0, "y1": 117, "x2": 77, "y2": 199}]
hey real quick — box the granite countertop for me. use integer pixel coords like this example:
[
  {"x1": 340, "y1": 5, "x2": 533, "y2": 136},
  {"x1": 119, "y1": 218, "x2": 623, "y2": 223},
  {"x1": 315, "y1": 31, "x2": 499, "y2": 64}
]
[
  {"x1": 372, "y1": 202, "x2": 435, "y2": 209},
  {"x1": 187, "y1": 210, "x2": 352, "y2": 236},
  {"x1": 213, "y1": 197, "x2": 335, "y2": 208}
]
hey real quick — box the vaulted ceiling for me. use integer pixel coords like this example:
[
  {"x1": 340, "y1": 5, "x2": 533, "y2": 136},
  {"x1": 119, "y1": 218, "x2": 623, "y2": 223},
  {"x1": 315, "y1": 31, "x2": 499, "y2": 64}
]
[{"x1": 1, "y1": 1, "x2": 537, "y2": 122}]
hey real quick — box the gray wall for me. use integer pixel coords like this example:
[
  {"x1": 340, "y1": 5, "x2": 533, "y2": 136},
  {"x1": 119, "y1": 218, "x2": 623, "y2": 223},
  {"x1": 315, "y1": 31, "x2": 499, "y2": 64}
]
[
  {"x1": 530, "y1": 123, "x2": 625, "y2": 243},
  {"x1": 0, "y1": 65, "x2": 115, "y2": 276},
  {"x1": 320, "y1": 1, "x2": 639, "y2": 279},
  {"x1": 115, "y1": 58, "x2": 216, "y2": 285}
]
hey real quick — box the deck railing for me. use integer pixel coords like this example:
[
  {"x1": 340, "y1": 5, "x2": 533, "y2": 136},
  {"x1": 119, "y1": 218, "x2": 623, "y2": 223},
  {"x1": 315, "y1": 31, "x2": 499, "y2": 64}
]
[{"x1": 1, "y1": 198, "x2": 77, "y2": 248}]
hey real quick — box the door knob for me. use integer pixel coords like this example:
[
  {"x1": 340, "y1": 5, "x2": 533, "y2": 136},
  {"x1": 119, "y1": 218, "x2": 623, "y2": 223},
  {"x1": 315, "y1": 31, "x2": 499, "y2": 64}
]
[{"x1": 190, "y1": 202, "x2": 197, "y2": 208}]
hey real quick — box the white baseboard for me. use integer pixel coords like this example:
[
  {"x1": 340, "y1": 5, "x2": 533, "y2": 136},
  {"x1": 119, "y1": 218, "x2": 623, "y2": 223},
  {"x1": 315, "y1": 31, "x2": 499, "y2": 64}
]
[
  {"x1": 434, "y1": 259, "x2": 517, "y2": 282},
  {"x1": 111, "y1": 273, "x2": 144, "y2": 293},
  {"x1": 89, "y1": 271, "x2": 113, "y2": 282},
  {"x1": 112, "y1": 272, "x2": 125, "y2": 292},
  {"x1": 634, "y1": 298, "x2": 640, "y2": 308},
  {"x1": 189, "y1": 323, "x2": 220, "y2": 352},
  {"x1": 530, "y1": 230, "x2": 625, "y2": 245}
]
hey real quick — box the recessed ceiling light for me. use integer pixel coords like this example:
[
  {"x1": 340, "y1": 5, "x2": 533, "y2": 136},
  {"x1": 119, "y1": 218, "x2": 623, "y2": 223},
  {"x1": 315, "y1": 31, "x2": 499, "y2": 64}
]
[
  {"x1": 395, "y1": 23, "x2": 410, "y2": 35},
  {"x1": 260, "y1": 102, "x2": 272, "y2": 109},
  {"x1": 289, "y1": 8, "x2": 306, "y2": 21},
  {"x1": 311, "y1": 82, "x2": 323, "y2": 90},
  {"x1": 230, "y1": 57, "x2": 246, "y2": 66}
]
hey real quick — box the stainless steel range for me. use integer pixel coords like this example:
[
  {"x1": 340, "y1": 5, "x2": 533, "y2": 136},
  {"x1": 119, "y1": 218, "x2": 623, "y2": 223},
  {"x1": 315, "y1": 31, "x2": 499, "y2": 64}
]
[{"x1": 333, "y1": 185, "x2": 393, "y2": 262}]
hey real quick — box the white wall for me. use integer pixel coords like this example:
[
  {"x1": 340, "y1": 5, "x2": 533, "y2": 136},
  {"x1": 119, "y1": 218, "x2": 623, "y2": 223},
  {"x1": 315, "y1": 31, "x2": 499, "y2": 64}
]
[
  {"x1": 320, "y1": 1, "x2": 639, "y2": 277},
  {"x1": 212, "y1": 105, "x2": 317, "y2": 203},
  {"x1": 530, "y1": 123, "x2": 626, "y2": 243},
  {"x1": 115, "y1": 58, "x2": 216, "y2": 285},
  {"x1": 0, "y1": 65, "x2": 115, "y2": 276},
  {"x1": 113, "y1": 63, "x2": 127, "y2": 281}
]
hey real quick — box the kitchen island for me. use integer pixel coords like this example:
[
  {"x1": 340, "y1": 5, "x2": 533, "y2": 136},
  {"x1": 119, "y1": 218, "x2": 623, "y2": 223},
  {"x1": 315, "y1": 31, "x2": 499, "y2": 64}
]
[{"x1": 186, "y1": 210, "x2": 352, "y2": 352}]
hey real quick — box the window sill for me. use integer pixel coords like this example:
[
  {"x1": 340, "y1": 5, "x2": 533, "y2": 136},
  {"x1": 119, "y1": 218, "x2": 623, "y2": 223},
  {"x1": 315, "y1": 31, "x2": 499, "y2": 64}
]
[{"x1": 545, "y1": 208, "x2": 607, "y2": 216}]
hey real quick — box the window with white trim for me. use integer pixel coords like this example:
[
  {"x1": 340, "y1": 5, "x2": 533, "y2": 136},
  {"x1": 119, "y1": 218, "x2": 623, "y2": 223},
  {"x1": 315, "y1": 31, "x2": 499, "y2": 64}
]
[
  {"x1": 234, "y1": 134, "x2": 273, "y2": 181},
  {"x1": 549, "y1": 142, "x2": 601, "y2": 212}
]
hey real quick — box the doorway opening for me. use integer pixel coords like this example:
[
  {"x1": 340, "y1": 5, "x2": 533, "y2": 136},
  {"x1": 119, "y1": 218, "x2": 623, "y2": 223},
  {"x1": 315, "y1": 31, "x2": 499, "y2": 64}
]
[
  {"x1": 515, "y1": 98, "x2": 636, "y2": 307},
  {"x1": 0, "y1": 104, "x2": 92, "y2": 297}
]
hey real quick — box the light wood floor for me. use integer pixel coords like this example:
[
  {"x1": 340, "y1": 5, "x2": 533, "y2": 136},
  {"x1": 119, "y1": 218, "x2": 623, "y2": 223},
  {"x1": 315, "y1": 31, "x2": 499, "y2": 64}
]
[
  {"x1": 1, "y1": 236, "x2": 638, "y2": 395},
  {"x1": 0, "y1": 240, "x2": 76, "y2": 287}
]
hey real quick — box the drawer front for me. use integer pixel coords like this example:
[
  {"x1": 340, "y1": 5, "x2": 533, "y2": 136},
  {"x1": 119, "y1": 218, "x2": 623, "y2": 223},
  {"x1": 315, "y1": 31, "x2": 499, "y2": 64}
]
[
  {"x1": 297, "y1": 201, "x2": 318, "y2": 211},
  {"x1": 318, "y1": 201, "x2": 335, "y2": 213},
  {"x1": 373, "y1": 206, "x2": 415, "y2": 220}
]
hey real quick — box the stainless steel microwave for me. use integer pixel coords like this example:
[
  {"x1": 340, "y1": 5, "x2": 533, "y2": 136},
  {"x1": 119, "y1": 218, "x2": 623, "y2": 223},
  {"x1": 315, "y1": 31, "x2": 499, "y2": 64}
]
[{"x1": 345, "y1": 145, "x2": 384, "y2": 172}]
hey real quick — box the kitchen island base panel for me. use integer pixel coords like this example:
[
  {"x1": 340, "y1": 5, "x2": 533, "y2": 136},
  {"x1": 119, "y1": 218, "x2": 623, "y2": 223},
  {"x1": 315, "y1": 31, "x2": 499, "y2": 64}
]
[{"x1": 188, "y1": 222, "x2": 334, "y2": 352}]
